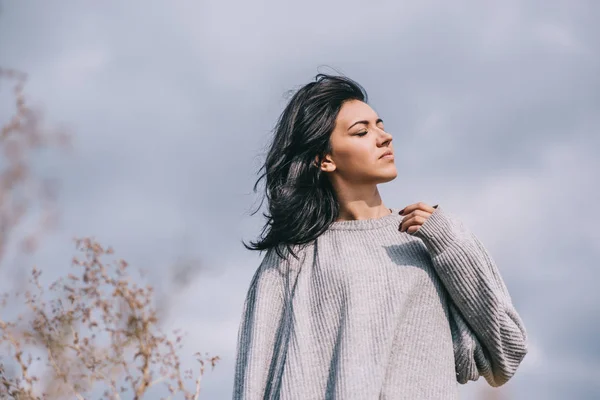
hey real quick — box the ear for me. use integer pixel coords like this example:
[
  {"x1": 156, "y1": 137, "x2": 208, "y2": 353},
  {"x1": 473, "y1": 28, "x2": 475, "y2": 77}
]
[{"x1": 315, "y1": 154, "x2": 336, "y2": 173}]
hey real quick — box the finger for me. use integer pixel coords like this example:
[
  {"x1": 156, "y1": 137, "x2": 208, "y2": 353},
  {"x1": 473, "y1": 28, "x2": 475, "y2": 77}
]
[
  {"x1": 400, "y1": 202, "x2": 435, "y2": 215},
  {"x1": 399, "y1": 203, "x2": 417, "y2": 215},
  {"x1": 399, "y1": 210, "x2": 431, "y2": 231},
  {"x1": 402, "y1": 209, "x2": 431, "y2": 220},
  {"x1": 407, "y1": 225, "x2": 421, "y2": 234},
  {"x1": 399, "y1": 215, "x2": 415, "y2": 232},
  {"x1": 399, "y1": 214, "x2": 428, "y2": 232}
]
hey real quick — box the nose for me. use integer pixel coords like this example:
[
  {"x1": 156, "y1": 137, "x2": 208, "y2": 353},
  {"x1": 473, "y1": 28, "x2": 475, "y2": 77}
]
[{"x1": 376, "y1": 128, "x2": 393, "y2": 147}]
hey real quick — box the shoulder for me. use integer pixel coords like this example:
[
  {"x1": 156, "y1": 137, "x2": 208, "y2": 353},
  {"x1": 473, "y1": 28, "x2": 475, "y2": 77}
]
[
  {"x1": 246, "y1": 244, "x2": 309, "y2": 302},
  {"x1": 255, "y1": 243, "x2": 310, "y2": 277}
]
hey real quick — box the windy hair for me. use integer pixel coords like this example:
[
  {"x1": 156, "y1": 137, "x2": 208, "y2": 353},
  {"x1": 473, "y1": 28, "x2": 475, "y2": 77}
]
[{"x1": 244, "y1": 73, "x2": 368, "y2": 259}]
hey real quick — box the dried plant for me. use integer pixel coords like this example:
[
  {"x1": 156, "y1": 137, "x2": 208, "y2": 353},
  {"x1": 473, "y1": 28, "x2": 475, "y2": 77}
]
[
  {"x1": 0, "y1": 67, "x2": 68, "y2": 264},
  {"x1": 0, "y1": 69, "x2": 219, "y2": 399},
  {"x1": 0, "y1": 238, "x2": 219, "y2": 399}
]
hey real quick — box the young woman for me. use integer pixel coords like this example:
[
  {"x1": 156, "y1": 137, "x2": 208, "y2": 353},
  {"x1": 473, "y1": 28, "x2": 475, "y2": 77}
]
[{"x1": 233, "y1": 74, "x2": 528, "y2": 399}]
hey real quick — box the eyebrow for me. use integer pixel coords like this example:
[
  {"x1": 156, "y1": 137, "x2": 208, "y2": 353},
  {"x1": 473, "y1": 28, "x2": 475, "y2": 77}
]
[{"x1": 348, "y1": 118, "x2": 384, "y2": 131}]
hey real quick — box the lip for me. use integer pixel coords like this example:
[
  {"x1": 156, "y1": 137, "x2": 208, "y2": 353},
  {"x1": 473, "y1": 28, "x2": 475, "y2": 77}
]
[{"x1": 379, "y1": 150, "x2": 394, "y2": 159}]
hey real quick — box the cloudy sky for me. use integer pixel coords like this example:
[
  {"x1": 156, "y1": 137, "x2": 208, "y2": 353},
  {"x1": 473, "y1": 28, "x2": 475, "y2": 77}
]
[{"x1": 1, "y1": 0, "x2": 599, "y2": 398}]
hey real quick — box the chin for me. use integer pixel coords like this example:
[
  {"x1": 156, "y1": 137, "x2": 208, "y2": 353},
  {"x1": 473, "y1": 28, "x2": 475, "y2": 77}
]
[{"x1": 375, "y1": 169, "x2": 398, "y2": 184}]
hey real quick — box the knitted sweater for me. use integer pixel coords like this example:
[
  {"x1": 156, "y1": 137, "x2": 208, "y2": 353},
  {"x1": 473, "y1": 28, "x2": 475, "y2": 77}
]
[{"x1": 233, "y1": 205, "x2": 528, "y2": 399}]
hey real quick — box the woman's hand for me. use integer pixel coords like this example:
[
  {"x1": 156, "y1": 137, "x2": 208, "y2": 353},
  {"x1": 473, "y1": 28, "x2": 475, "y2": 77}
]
[{"x1": 399, "y1": 202, "x2": 437, "y2": 234}]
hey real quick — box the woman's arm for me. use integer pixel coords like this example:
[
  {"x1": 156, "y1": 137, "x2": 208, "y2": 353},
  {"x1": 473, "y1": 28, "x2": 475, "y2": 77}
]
[
  {"x1": 232, "y1": 248, "x2": 287, "y2": 399},
  {"x1": 411, "y1": 205, "x2": 528, "y2": 387}
]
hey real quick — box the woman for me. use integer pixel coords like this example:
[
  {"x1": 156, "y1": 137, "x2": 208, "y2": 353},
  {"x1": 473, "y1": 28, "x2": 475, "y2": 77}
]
[{"x1": 233, "y1": 74, "x2": 528, "y2": 399}]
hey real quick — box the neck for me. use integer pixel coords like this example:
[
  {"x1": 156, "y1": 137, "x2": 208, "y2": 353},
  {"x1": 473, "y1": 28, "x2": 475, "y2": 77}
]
[{"x1": 332, "y1": 182, "x2": 390, "y2": 221}]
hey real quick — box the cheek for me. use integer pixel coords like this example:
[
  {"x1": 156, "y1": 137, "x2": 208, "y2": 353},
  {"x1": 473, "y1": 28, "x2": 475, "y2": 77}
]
[{"x1": 334, "y1": 142, "x2": 374, "y2": 169}]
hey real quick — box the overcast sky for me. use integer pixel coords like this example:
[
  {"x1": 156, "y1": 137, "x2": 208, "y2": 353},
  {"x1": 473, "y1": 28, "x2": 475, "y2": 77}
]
[{"x1": 1, "y1": 0, "x2": 599, "y2": 398}]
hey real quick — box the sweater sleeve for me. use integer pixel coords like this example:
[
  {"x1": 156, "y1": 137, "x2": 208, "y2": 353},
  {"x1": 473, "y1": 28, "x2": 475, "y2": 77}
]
[
  {"x1": 411, "y1": 205, "x2": 528, "y2": 387},
  {"x1": 232, "y1": 247, "x2": 288, "y2": 400}
]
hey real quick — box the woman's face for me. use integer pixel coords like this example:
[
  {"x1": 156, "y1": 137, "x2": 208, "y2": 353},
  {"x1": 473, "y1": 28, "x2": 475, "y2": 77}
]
[{"x1": 320, "y1": 99, "x2": 397, "y2": 185}]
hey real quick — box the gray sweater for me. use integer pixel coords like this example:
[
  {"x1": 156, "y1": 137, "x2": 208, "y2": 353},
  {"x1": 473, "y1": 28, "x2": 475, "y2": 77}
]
[{"x1": 233, "y1": 205, "x2": 528, "y2": 399}]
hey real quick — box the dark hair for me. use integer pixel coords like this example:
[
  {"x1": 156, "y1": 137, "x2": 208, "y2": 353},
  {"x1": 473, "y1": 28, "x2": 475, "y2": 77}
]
[{"x1": 244, "y1": 73, "x2": 369, "y2": 259}]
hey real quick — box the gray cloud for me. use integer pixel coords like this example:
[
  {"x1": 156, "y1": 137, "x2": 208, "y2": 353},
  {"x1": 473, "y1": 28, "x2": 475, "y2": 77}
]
[{"x1": 1, "y1": 0, "x2": 599, "y2": 398}]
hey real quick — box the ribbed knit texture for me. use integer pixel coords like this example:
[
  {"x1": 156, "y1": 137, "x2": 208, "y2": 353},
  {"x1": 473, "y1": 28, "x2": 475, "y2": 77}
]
[{"x1": 233, "y1": 205, "x2": 528, "y2": 399}]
